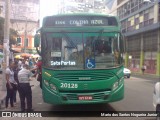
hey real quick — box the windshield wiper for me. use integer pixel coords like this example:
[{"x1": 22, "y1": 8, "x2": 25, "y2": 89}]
[
  {"x1": 96, "y1": 29, "x2": 104, "y2": 41},
  {"x1": 61, "y1": 30, "x2": 77, "y2": 49},
  {"x1": 92, "y1": 29, "x2": 104, "y2": 58},
  {"x1": 92, "y1": 29, "x2": 104, "y2": 46}
]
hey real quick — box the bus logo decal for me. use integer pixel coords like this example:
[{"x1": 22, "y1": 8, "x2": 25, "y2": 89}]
[{"x1": 79, "y1": 77, "x2": 91, "y2": 80}]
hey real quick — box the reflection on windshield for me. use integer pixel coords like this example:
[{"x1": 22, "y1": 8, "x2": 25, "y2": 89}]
[
  {"x1": 84, "y1": 35, "x2": 121, "y2": 69},
  {"x1": 42, "y1": 33, "x2": 123, "y2": 70}
]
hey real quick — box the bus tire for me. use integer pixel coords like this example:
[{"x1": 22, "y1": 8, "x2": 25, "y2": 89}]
[
  {"x1": 127, "y1": 75, "x2": 130, "y2": 78},
  {"x1": 156, "y1": 104, "x2": 160, "y2": 120}
]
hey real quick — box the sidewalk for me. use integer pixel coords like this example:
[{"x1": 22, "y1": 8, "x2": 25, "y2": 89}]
[
  {"x1": 0, "y1": 74, "x2": 6, "y2": 109},
  {"x1": 132, "y1": 72, "x2": 160, "y2": 82}
]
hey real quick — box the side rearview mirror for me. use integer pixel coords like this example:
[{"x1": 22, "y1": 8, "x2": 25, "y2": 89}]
[{"x1": 34, "y1": 34, "x2": 40, "y2": 47}]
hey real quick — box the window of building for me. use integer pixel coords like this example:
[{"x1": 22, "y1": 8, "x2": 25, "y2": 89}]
[
  {"x1": 139, "y1": 22, "x2": 143, "y2": 28},
  {"x1": 144, "y1": 30, "x2": 158, "y2": 52},
  {"x1": 120, "y1": 7, "x2": 123, "y2": 15},
  {"x1": 117, "y1": 0, "x2": 126, "y2": 5},
  {"x1": 139, "y1": 0, "x2": 143, "y2": 8},
  {"x1": 149, "y1": 19, "x2": 154, "y2": 25},
  {"x1": 131, "y1": 0, "x2": 135, "y2": 8},
  {"x1": 127, "y1": 20, "x2": 132, "y2": 31},
  {"x1": 149, "y1": 7, "x2": 154, "y2": 19},
  {"x1": 143, "y1": 7, "x2": 154, "y2": 27},
  {"x1": 135, "y1": 17, "x2": 139, "y2": 25},
  {"x1": 17, "y1": 37, "x2": 21, "y2": 46},
  {"x1": 131, "y1": 8, "x2": 135, "y2": 13},
  {"x1": 139, "y1": 11, "x2": 143, "y2": 16},
  {"x1": 135, "y1": 0, "x2": 139, "y2": 6},
  {"x1": 134, "y1": 4, "x2": 139, "y2": 11},
  {"x1": 127, "y1": 35, "x2": 141, "y2": 52},
  {"x1": 127, "y1": 1, "x2": 130, "y2": 9},
  {"x1": 144, "y1": 13, "x2": 149, "y2": 21},
  {"x1": 144, "y1": 20, "x2": 149, "y2": 26},
  {"x1": 17, "y1": 37, "x2": 21, "y2": 43}
]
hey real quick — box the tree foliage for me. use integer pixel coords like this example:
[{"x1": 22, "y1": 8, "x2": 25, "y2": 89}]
[{"x1": 0, "y1": 17, "x2": 18, "y2": 46}]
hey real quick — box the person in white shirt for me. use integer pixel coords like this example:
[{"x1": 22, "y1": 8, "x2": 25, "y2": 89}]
[
  {"x1": 18, "y1": 60, "x2": 22, "y2": 69},
  {"x1": 18, "y1": 64, "x2": 34, "y2": 112},
  {"x1": 25, "y1": 59, "x2": 29, "y2": 65},
  {"x1": 5, "y1": 62, "x2": 17, "y2": 109}
]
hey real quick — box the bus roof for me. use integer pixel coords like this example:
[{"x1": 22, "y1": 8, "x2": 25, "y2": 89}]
[
  {"x1": 41, "y1": 13, "x2": 120, "y2": 28},
  {"x1": 43, "y1": 13, "x2": 118, "y2": 19}
]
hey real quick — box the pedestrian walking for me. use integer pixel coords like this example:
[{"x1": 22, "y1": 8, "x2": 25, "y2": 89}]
[
  {"x1": 29, "y1": 58, "x2": 33, "y2": 69},
  {"x1": 141, "y1": 64, "x2": 146, "y2": 75},
  {"x1": 13, "y1": 61, "x2": 20, "y2": 105},
  {"x1": 18, "y1": 59, "x2": 22, "y2": 69},
  {"x1": 18, "y1": 64, "x2": 34, "y2": 112},
  {"x1": 5, "y1": 62, "x2": 18, "y2": 109},
  {"x1": 31, "y1": 57, "x2": 42, "y2": 89},
  {"x1": 25, "y1": 59, "x2": 29, "y2": 65}
]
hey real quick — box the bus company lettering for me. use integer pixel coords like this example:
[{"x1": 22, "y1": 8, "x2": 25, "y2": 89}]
[
  {"x1": 70, "y1": 20, "x2": 104, "y2": 25},
  {"x1": 55, "y1": 21, "x2": 65, "y2": 25},
  {"x1": 55, "y1": 20, "x2": 104, "y2": 25},
  {"x1": 70, "y1": 20, "x2": 89, "y2": 25},
  {"x1": 51, "y1": 61, "x2": 76, "y2": 66},
  {"x1": 91, "y1": 20, "x2": 104, "y2": 24}
]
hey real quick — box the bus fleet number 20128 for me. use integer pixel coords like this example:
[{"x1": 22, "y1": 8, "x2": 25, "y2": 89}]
[{"x1": 60, "y1": 83, "x2": 78, "y2": 88}]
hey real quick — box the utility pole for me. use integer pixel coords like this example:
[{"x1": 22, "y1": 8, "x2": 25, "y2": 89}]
[
  {"x1": 24, "y1": 17, "x2": 27, "y2": 53},
  {"x1": 2, "y1": 0, "x2": 10, "y2": 90}
]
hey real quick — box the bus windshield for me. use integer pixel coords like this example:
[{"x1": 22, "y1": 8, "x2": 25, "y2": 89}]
[{"x1": 42, "y1": 32, "x2": 123, "y2": 70}]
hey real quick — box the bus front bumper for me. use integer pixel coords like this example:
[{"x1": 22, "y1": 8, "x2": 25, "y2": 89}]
[{"x1": 42, "y1": 83, "x2": 124, "y2": 105}]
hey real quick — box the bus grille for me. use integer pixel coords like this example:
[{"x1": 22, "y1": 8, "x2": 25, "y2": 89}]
[{"x1": 54, "y1": 72, "x2": 115, "y2": 81}]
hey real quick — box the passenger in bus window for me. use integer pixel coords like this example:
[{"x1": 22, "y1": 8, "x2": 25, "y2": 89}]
[{"x1": 96, "y1": 40, "x2": 111, "y2": 55}]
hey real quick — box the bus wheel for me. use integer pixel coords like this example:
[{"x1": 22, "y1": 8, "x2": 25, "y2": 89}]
[
  {"x1": 127, "y1": 75, "x2": 130, "y2": 78},
  {"x1": 156, "y1": 105, "x2": 160, "y2": 120}
]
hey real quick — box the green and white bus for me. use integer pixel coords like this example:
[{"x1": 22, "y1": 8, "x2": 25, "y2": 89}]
[{"x1": 35, "y1": 13, "x2": 125, "y2": 105}]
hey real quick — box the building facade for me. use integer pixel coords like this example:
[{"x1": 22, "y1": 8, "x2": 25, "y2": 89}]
[
  {"x1": 56, "y1": 0, "x2": 160, "y2": 76},
  {"x1": 57, "y1": 0, "x2": 107, "y2": 14},
  {"x1": 0, "y1": 0, "x2": 40, "y2": 53},
  {"x1": 116, "y1": 0, "x2": 160, "y2": 76}
]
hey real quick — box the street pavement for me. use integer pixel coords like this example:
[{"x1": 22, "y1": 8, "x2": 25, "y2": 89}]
[
  {"x1": 0, "y1": 73, "x2": 159, "y2": 120},
  {"x1": 1, "y1": 72, "x2": 158, "y2": 108},
  {"x1": 0, "y1": 74, "x2": 6, "y2": 109},
  {"x1": 132, "y1": 73, "x2": 160, "y2": 83}
]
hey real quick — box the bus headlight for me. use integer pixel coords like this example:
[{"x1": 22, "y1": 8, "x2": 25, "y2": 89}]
[
  {"x1": 112, "y1": 81, "x2": 119, "y2": 91},
  {"x1": 119, "y1": 77, "x2": 124, "y2": 85},
  {"x1": 50, "y1": 84, "x2": 57, "y2": 91},
  {"x1": 44, "y1": 80, "x2": 49, "y2": 86}
]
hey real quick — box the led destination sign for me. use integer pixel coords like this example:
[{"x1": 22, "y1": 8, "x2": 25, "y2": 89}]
[
  {"x1": 51, "y1": 61, "x2": 76, "y2": 66},
  {"x1": 44, "y1": 16, "x2": 118, "y2": 27}
]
